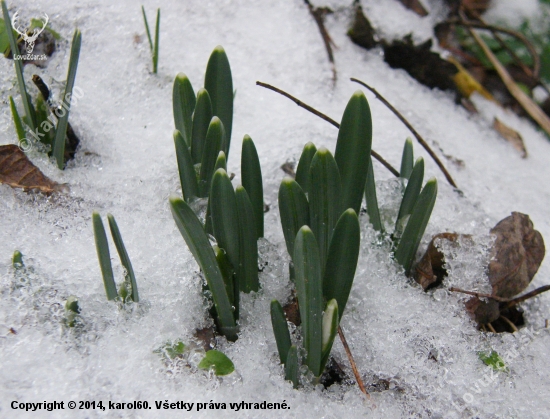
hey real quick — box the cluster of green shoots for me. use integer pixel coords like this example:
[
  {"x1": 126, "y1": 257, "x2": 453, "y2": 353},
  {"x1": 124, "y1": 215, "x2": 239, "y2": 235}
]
[
  {"x1": 141, "y1": 6, "x2": 160, "y2": 74},
  {"x1": 168, "y1": 46, "x2": 263, "y2": 342},
  {"x1": 2, "y1": 0, "x2": 81, "y2": 169}
]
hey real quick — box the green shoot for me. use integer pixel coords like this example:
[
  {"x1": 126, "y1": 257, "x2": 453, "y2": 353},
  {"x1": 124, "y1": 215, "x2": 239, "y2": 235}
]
[
  {"x1": 64, "y1": 296, "x2": 80, "y2": 327},
  {"x1": 12, "y1": 250, "x2": 23, "y2": 268},
  {"x1": 92, "y1": 212, "x2": 117, "y2": 300},
  {"x1": 365, "y1": 155, "x2": 383, "y2": 232},
  {"x1": 400, "y1": 138, "x2": 414, "y2": 179},
  {"x1": 270, "y1": 300, "x2": 292, "y2": 365},
  {"x1": 9, "y1": 96, "x2": 25, "y2": 142},
  {"x1": 141, "y1": 6, "x2": 160, "y2": 73},
  {"x1": 173, "y1": 74, "x2": 196, "y2": 147},
  {"x1": 241, "y1": 135, "x2": 264, "y2": 238},
  {"x1": 284, "y1": 346, "x2": 300, "y2": 388},
  {"x1": 174, "y1": 130, "x2": 199, "y2": 202}
]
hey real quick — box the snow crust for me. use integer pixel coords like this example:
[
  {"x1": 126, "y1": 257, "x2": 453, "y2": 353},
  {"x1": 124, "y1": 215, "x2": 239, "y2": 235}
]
[{"x1": 1, "y1": 0, "x2": 549, "y2": 418}]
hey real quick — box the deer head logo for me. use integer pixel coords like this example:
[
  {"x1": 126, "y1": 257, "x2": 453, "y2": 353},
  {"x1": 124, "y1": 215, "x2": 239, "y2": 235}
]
[{"x1": 11, "y1": 12, "x2": 49, "y2": 54}]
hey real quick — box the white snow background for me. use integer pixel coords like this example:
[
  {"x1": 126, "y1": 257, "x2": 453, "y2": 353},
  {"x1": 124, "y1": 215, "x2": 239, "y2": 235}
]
[{"x1": 1, "y1": 0, "x2": 549, "y2": 418}]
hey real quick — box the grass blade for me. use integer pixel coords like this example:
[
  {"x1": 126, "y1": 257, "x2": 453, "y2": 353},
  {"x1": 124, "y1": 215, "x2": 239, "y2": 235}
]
[
  {"x1": 53, "y1": 29, "x2": 82, "y2": 169},
  {"x1": 241, "y1": 135, "x2": 264, "y2": 238},
  {"x1": 294, "y1": 226, "x2": 323, "y2": 377},
  {"x1": 141, "y1": 6, "x2": 153, "y2": 52},
  {"x1": 191, "y1": 88, "x2": 212, "y2": 164},
  {"x1": 334, "y1": 90, "x2": 372, "y2": 214},
  {"x1": 9, "y1": 96, "x2": 25, "y2": 142},
  {"x1": 395, "y1": 178, "x2": 438, "y2": 275},
  {"x1": 271, "y1": 300, "x2": 291, "y2": 365},
  {"x1": 235, "y1": 186, "x2": 259, "y2": 293},
  {"x1": 169, "y1": 196, "x2": 237, "y2": 340},
  {"x1": 295, "y1": 142, "x2": 317, "y2": 195},
  {"x1": 323, "y1": 209, "x2": 360, "y2": 319},
  {"x1": 174, "y1": 130, "x2": 199, "y2": 202},
  {"x1": 284, "y1": 345, "x2": 300, "y2": 388},
  {"x1": 153, "y1": 8, "x2": 160, "y2": 73},
  {"x1": 320, "y1": 299, "x2": 339, "y2": 372},
  {"x1": 107, "y1": 214, "x2": 139, "y2": 302},
  {"x1": 308, "y1": 147, "x2": 341, "y2": 271},
  {"x1": 365, "y1": 155, "x2": 383, "y2": 232},
  {"x1": 278, "y1": 178, "x2": 310, "y2": 258},
  {"x1": 92, "y1": 212, "x2": 117, "y2": 300},
  {"x1": 199, "y1": 117, "x2": 225, "y2": 197},
  {"x1": 400, "y1": 138, "x2": 414, "y2": 179},
  {"x1": 396, "y1": 157, "x2": 424, "y2": 231},
  {"x1": 210, "y1": 169, "x2": 240, "y2": 276},
  {"x1": 173, "y1": 74, "x2": 196, "y2": 147},
  {"x1": 205, "y1": 46, "x2": 233, "y2": 156},
  {"x1": 2, "y1": 1, "x2": 36, "y2": 131}
]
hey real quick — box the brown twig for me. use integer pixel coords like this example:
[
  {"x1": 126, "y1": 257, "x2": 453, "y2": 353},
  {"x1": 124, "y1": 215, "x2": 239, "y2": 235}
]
[
  {"x1": 499, "y1": 315, "x2": 519, "y2": 333},
  {"x1": 338, "y1": 326, "x2": 370, "y2": 400},
  {"x1": 501, "y1": 285, "x2": 550, "y2": 310},
  {"x1": 304, "y1": 0, "x2": 337, "y2": 83},
  {"x1": 351, "y1": 78, "x2": 458, "y2": 188},
  {"x1": 449, "y1": 285, "x2": 550, "y2": 309},
  {"x1": 256, "y1": 81, "x2": 400, "y2": 176},
  {"x1": 449, "y1": 287, "x2": 508, "y2": 302},
  {"x1": 486, "y1": 322, "x2": 497, "y2": 333}
]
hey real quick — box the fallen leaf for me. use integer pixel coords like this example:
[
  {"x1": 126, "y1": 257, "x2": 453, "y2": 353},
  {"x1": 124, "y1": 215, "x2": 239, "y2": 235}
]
[
  {"x1": 397, "y1": 0, "x2": 428, "y2": 17},
  {"x1": 493, "y1": 118, "x2": 527, "y2": 158},
  {"x1": 0, "y1": 144, "x2": 65, "y2": 194},
  {"x1": 414, "y1": 232, "x2": 461, "y2": 290},
  {"x1": 464, "y1": 296, "x2": 500, "y2": 324},
  {"x1": 449, "y1": 57, "x2": 494, "y2": 101},
  {"x1": 489, "y1": 212, "x2": 545, "y2": 298}
]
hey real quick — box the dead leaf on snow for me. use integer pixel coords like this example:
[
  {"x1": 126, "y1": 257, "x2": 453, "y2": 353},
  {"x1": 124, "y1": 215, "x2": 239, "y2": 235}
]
[
  {"x1": 397, "y1": 0, "x2": 428, "y2": 17},
  {"x1": 493, "y1": 118, "x2": 527, "y2": 158},
  {"x1": 0, "y1": 144, "x2": 66, "y2": 194}
]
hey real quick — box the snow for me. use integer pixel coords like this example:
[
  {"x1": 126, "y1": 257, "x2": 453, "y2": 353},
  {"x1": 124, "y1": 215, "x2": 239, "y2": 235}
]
[{"x1": 1, "y1": 0, "x2": 550, "y2": 418}]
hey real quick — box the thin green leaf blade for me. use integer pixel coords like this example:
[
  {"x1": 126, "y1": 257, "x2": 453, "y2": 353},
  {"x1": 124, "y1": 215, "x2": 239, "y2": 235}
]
[
  {"x1": 198, "y1": 350, "x2": 235, "y2": 376},
  {"x1": 395, "y1": 178, "x2": 438, "y2": 275},
  {"x1": 153, "y1": 8, "x2": 160, "y2": 73},
  {"x1": 309, "y1": 147, "x2": 342, "y2": 271},
  {"x1": 271, "y1": 300, "x2": 292, "y2": 365},
  {"x1": 191, "y1": 88, "x2": 212, "y2": 164},
  {"x1": 334, "y1": 90, "x2": 372, "y2": 214},
  {"x1": 396, "y1": 157, "x2": 424, "y2": 231},
  {"x1": 400, "y1": 138, "x2": 414, "y2": 179},
  {"x1": 365, "y1": 155, "x2": 383, "y2": 232},
  {"x1": 320, "y1": 299, "x2": 339, "y2": 372},
  {"x1": 235, "y1": 186, "x2": 259, "y2": 293},
  {"x1": 204, "y1": 46, "x2": 233, "y2": 156},
  {"x1": 169, "y1": 197, "x2": 237, "y2": 340},
  {"x1": 278, "y1": 178, "x2": 310, "y2": 258},
  {"x1": 107, "y1": 214, "x2": 139, "y2": 303},
  {"x1": 295, "y1": 142, "x2": 317, "y2": 195},
  {"x1": 284, "y1": 345, "x2": 300, "y2": 388},
  {"x1": 214, "y1": 245, "x2": 237, "y2": 320},
  {"x1": 294, "y1": 226, "x2": 323, "y2": 377},
  {"x1": 199, "y1": 117, "x2": 225, "y2": 197},
  {"x1": 92, "y1": 212, "x2": 117, "y2": 300},
  {"x1": 173, "y1": 73, "x2": 196, "y2": 147},
  {"x1": 241, "y1": 135, "x2": 264, "y2": 238},
  {"x1": 53, "y1": 29, "x2": 82, "y2": 169},
  {"x1": 323, "y1": 209, "x2": 360, "y2": 319},
  {"x1": 174, "y1": 130, "x2": 199, "y2": 202},
  {"x1": 141, "y1": 6, "x2": 153, "y2": 52},
  {"x1": 9, "y1": 96, "x2": 25, "y2": 142}
]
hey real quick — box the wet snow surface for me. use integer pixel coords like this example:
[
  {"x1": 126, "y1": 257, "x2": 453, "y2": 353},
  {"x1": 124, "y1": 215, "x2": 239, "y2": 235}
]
[{"x1": 1, "y1": 0, "x2": 550, "y2": 418}]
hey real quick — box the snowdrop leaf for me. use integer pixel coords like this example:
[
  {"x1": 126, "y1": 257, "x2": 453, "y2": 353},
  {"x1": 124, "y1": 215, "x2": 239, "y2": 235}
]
[
  {"x1": 320, "y1": 299, "x2": 339, "y2": 371},
  {"x1": 214, "y1": 150, "x2": 227, "y2": 173},
  {"x1": 278, "y1": 178, "x2": 310, "y2": 258},
  {"x1": 191, "y1": 88, "x2": 212, "y2": 164},
  {"x1": 199, "y1": 117, "x2": 225, "y2": 197},
  {"x1": 365, "y1": 155, "x2": 383, "y2": 232},
  {"x1": 396, "y1": 157, "x2": 424, "y2": 230},
  {"x1": 174, "y1": 130, "x2": 199, "y2": 202},
  {"x1": 400, "y1": 138, "x2": 414, "y2": 179},
  {"x1": 173, "y1": 73, "x2": 196, "y2": 148},
  {"x1": 271, "y1": 300, "x2": 292, "y2": 365},
  {"x1": 295, "y1": 142, "x2": 317, "y2": 194},
  {"x1": 241, "y1": 135, "x2": 264, "y2": 238},
  {"x1": 9, "y1": 96, "x2": 25, "y2": 142},
  {"x1": 284, "y1": 345, "x2": 300, "y2": 388},
  {"x1": 235, "y1": 186, "x2": 259, "y2": 293},
  {"x1": 92, "y1": 212, "x2": 117, "y2": 300}
]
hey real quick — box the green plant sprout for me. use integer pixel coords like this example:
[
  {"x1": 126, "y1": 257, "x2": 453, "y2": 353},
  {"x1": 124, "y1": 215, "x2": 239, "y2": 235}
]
[
  {"x1": 92, "y1": 212, "x2": 139, "y2": 302},
  {"x1": 365, "y1": 137, "x2": 438, "y2": 275},
  {"x1": 64, "y1": 295, "x2": 80, "y2": 327},
  {"x1": 273, "y1": 91, "x2": 366, "y2": 383},
  {"x1": 2, "y1": 1, "x2": 82, "y2": 169},
  {"x1": 12, "y1": 249, "x2": 23, "y2": 268},
  {"x1": 141, "y1": 6, "x2": 160, "y2": 74}
]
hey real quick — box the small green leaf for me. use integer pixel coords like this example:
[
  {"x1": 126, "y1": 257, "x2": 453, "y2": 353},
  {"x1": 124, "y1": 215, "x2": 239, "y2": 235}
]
[
  {"x1": 53, "y1": 29, "x2": 81, "y2": 169},
  {"x1": 278, "y1": 178, "x2": 309, "y2": 258},
  {"x1": 478, "y1": 351, "x2": 507, "y2": 371},
  {"x1": 284, "y1": 345, "x2": 300, "y2": 388},
  {"x1": 395, "y1": 178, "x2": 438, "y2": 275},
  {"x1": 141, "y1": 6, "x2": 153, "y2": 52},
  {"x1": 199, "y1": 117, "x2": 225, "y2": 197},
  {"x1": 334, "y1": 90, "x2": 372, "y2": 214},
  {"x1": 169, "y1": 197, "x2": 237, "y2": 341},
  {"x1": 9, "y1": 97, "x2": 25, "y2": 142},
  {"x1": 309, "y1": 147, "x2": 342, "y2": 271},
  {"x1": 205, "y1": 46, "x2": 233, "y2": 156},
  {"x1": 295, "y1": 142, "x2": 317, "y2": 195},
  {"x1": 173, "y1": 74, "x2": 196, "y2": 147},
  {"x1": 396, "y1": 157, "x2": 424, "y2": 233},
  {"x1": 400, "y1": 138, "x2": 414, "y2": 179},
  {"x1": 214, "y1": 150, "x2": 227, "y2": 173},
  {"x1": 198, "y1": 350, "x2": 235, "y2": 376},
  {"x1": 241, "y1": 135, "x2": 264, "y2": 238},
  {"x1": 65, "y1": 295, "x2": 80, "y2": 314},
  {"x1": 174, "y1": 130, "x2": 199, "y2": 202},
  {"x1": 12, "y1": 250, "x2": 23, "y2": 268},
  {"x1": 30, "y1": 18, "x2": 60, "y2": 40},
  {"x1": 320, "y1": 299, "x2": 339, "y2": 371},
  {"x1": 191, "y1": 88, "x2": 212, "y2": 164},
  {"x1": 107, "y1": 214, "x2": 139, "y2": 303},
  {"x1": 165, "y1": 341, "x2": 186, "y2": 359},
  {"x1": 365, "y1": 155, "x2": 383, "y2": 232},
  {"x1": 214, "y1": 245, "x2": 237, "y2": 318},
  {"x1": 92, "y1": 212, "x2": 117, "y2": 300},
  {"x1": 294, "y1": 226, "x2": 323, "y2": 377},
  {"x1": 323, "y1": 209, "x2": 360, "y2": 319},
  {"x1": 271, "y1": 300, "x2": 291, "y2": 365},
  {"x1": 235, "y1": 186, "x2": 259, "y2": 293},
  {"x1": 153, "y1": 9, "x2": 160, "y2": 73}
]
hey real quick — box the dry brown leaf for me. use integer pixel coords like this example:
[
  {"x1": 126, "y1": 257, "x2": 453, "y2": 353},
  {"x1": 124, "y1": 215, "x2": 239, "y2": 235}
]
[
  {"x1": 464, "y1": 296, "x2": 501, "y2": 325},
  {"x1": 489, "y1": 212, "x2": 545, "y2": 299},
  {"x1": 347, "y1": 2, "x2": 377, "y2": 50},
  {"x1": 0, "y1": 144, "x2": 64, "y2": 194},
  {"x1": 493, "y1": 118, "x2": 527, "y2": 158},
  {"x1": 397, "y1": 0, "x2": 428, "y2": 17},
  {"x1": 415, "y1": 232, "x2": 461, "y2": 290}
]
